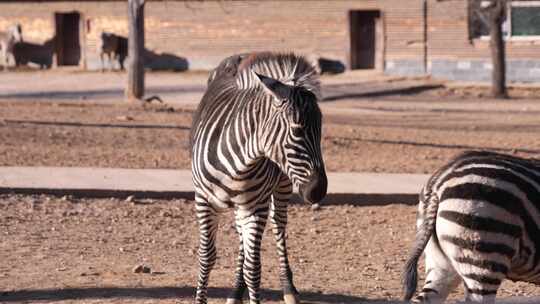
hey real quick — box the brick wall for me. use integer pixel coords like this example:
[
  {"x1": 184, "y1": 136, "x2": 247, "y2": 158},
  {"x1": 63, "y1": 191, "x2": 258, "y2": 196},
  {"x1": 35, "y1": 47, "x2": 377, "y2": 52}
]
[
  {"x1": 0, "y1": 0, "x2": 538, "y2": 82},
  {"x1": 0, "y1": 0, "x2": 425, "y2": 71},
  {"x1": 427, "y1": 0, "x2": 540, "y2": 82}
]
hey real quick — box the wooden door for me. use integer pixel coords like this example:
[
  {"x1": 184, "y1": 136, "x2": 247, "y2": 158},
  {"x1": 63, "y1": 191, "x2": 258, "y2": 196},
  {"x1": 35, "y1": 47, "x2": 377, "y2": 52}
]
[
  {"x1": 55, "y1": 12, "x2": 81, "y2": 66},
  {"x1": 349, "y1": 11, "x2": 380, "y2": 69}
]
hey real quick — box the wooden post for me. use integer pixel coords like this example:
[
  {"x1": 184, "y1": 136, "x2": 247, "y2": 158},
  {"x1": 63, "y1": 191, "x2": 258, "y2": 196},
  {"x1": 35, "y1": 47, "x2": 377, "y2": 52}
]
[
  {"x1": 126, "y1": 0, "x2": 145, "y2": 101},
  {"x1": 488, "y1": 0, "x2": 507, "y2": 98}
]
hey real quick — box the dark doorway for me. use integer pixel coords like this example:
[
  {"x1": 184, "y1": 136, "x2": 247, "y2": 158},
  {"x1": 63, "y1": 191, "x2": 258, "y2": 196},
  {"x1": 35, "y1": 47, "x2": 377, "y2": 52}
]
[
  {"x1": 349, "y1": 10, "x2": 380, "y2": 69},
  {"x1": 55, "y1": 12, "x2": 81, "y2": 66}
]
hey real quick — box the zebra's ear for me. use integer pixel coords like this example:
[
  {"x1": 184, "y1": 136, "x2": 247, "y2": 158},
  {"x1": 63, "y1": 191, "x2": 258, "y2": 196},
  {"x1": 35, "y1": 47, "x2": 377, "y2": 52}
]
[{"x1": 254, "y1": 73, "x2": 292, "y2": 105}]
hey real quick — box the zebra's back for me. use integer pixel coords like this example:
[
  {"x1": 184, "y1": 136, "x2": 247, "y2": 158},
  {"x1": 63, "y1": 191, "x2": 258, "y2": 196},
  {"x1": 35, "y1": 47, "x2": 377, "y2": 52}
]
[{"x1": 404, "y1": 151, "x2": 540, "y2": 303}]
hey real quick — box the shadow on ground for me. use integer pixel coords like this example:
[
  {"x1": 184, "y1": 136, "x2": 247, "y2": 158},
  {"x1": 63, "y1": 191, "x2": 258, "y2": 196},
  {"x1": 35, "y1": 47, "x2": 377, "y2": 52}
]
[
  {"x1": 322, "y1": 84, "x2": 444, "y2": 102},
  {"x1": 330, "y1": 136, "x2": 540, "y2": 155},
  {"x1": 4, "y1": 119, "x2": 190, "y2": 130},
  {"x1": 0, "y1": 85, "x2": 206, "y2": 100},
  {"x1": 0, "y1": 286, "x2": 401, "y2": 303},
  {"x1": 144, "y1": 49, "x2": 189, "y2": 72}
]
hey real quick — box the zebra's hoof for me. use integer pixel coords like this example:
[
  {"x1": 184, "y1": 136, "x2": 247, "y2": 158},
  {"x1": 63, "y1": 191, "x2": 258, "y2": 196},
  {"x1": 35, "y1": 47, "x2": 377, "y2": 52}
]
[
  {"x1": 225, "y1": 298, "x2": 242, "y2": 304},
  {"x1": 284, "y1": 293, "x2": 300, "y2": 304}
]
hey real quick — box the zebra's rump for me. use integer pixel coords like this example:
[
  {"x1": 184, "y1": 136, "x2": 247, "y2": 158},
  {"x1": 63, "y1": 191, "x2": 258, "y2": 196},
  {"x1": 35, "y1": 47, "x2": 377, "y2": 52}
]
[{"x1": 431, "y1": 150, "x2": 540, "y2": 284}]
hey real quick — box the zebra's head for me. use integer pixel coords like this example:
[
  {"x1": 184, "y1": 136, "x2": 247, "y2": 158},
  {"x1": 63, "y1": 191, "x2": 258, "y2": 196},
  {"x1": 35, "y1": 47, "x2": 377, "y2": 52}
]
[{"x1": 256, "y1": 72, "x2": 327, "y2": 204}]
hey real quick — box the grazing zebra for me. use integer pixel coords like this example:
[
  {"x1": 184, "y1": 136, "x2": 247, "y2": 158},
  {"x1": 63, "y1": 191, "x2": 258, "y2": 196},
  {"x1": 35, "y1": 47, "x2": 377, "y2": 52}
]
[
  {"x1": 191, "y1": 52, "x2": 327, "y2": 304},
  {"x1": 0, "y1": 24, "x2": 23, "y2": 70},
  {"x1": 403, "y1": 150, "x2": 540, "y2": 303}
]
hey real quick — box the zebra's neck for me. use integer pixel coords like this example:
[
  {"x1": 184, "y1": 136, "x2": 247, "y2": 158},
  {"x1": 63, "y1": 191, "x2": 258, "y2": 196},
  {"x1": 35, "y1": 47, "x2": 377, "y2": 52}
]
[{"x1": 210, "y1": 88, "x2": 276, "y2": 177}]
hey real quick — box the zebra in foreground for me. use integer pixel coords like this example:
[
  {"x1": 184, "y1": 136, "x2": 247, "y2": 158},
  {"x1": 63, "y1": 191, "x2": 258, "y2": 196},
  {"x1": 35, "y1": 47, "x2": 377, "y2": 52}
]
[
  {"x1": 191, "y1": 52, "x2": 327, "y2": 304},
  {"x1": 403, "y1": 150, "x2": 540, "y2": 303}
]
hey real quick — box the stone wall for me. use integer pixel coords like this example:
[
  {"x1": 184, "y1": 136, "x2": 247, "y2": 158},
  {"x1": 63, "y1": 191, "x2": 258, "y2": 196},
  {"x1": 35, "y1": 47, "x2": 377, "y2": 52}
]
[{"x1": 430, "y1": 59, "x2": 540, "y2": 83}]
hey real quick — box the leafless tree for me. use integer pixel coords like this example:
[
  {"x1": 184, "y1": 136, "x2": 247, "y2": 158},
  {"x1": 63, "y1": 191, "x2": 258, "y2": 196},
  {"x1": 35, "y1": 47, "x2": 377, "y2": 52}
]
[
  {"x1": 470, "y1": 0, "x2": 508, "y2": 98},
  {"x1": 126, "y1": 0, "x2": 145, "y2": 101}
]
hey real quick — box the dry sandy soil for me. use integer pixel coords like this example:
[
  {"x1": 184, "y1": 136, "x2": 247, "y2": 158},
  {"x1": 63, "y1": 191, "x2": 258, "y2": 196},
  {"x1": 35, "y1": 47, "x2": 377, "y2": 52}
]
[
  {"x1": 1, "y1": 77, "x2": 540, "y2": 303},
  {"x1": 2, "y1": 91, "x2": 540, "y2": 174},
  {"x1": 1, "y1": 195, "x2": 539, "y2": 304}
]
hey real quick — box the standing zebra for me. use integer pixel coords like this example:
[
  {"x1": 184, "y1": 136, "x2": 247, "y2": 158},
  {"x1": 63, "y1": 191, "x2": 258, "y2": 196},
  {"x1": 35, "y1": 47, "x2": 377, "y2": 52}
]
[
  {"x1": 403, "y1": 150, "x2": 540, "y2": 303},
  {"x1": 191, "y1": 52, "x2": 327, "y2": 304}
]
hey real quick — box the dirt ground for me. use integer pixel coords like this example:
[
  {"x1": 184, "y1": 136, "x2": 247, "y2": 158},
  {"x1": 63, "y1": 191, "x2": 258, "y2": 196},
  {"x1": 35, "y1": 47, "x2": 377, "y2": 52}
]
[
  {"x1": 2, "y1": 91, "x2": 540, "y2": 174},
  {"x1": 1, "y1": 195, "x2": 539, "y2": 304},
  {"x1": 2, "y1": 73, "x2": 540, "y2": 303}
]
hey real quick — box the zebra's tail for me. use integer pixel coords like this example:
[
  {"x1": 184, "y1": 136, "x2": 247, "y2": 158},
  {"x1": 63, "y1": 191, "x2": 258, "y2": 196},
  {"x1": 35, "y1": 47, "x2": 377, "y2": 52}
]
[{"x1": 402, "y1": 188, "x2": 440, "y2": 301}]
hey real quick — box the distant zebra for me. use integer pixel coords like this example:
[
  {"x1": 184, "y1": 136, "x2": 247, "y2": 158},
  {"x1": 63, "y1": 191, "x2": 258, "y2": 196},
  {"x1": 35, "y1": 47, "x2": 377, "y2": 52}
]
[
  {"x1": 98, "y1": 32, "x2": 127, "y2": 71},
  {"x1": 0, "y1": 24, "x2": 23, "y2": 70},
  {"x1": 403, "y1": 150, "x2": 540, "y2": 303},
  {"x1": 191, "y1": 52, "x2": 327, "y2": 304}
]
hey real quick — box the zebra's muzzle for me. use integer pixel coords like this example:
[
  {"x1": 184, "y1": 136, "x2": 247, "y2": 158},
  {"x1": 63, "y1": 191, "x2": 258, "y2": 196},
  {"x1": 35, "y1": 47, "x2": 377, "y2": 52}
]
[{"x1": 299, "y1": 169, "x2": 327, "y2": 204}]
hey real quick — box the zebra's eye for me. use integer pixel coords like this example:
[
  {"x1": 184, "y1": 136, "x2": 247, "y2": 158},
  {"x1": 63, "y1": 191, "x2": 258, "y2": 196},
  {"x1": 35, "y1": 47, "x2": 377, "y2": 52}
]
[
  {"x1": 291, "y1": 125, "x2": 304, "y2": 137},
  {"x1": 272, "y1": 98, "x2": 288, "y2": 109}
]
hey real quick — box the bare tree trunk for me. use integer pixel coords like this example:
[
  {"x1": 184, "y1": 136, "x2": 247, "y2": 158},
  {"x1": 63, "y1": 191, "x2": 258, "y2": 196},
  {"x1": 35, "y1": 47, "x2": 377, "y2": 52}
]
[
  {"x1": 488, "y1": 0, "x2": 507, "y2": 98},
  {"x1": 126, "y1": 0, "x2": 145, "y2": 101}
]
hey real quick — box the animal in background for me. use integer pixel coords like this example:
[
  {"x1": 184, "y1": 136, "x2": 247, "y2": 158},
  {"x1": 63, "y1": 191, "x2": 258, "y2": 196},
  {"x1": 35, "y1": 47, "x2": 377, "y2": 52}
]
[
  {"x1": 0, "y1": 24, "x2": 23, "y2": 70},
  {"x1": 98, "y1": 32, "x2": 128, "y2": 71},
  {"x1": 403, "y1": 150, "x2": 540, "y2": 303},
  {"x1": 13, "y1": 37, "x2": 56, "y2": 69}
]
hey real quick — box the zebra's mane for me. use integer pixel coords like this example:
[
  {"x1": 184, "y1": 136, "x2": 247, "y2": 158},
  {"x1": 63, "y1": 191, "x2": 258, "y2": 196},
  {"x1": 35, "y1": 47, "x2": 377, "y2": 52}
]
[{"x1": 235, "y1": 52, "x2": 321, "y2": 99}]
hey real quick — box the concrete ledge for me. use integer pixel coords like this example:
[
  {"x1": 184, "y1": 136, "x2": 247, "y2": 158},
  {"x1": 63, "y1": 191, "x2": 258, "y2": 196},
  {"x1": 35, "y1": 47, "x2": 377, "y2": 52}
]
[
  {"x1": 0, "y1": 167, "x2": 429, "y2": 205},
  {"x1": 0, "y1": 188, "x2": 195, "y2": 200}
]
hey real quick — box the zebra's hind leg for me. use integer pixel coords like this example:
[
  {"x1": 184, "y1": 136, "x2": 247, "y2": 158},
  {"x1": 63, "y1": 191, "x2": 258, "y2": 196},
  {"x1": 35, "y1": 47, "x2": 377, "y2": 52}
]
[
  {"x1": 270, "y1": 176, "x2": 299, "y2": 304},
  {"x1": 237, "y1": 205, "x2": 269, "y2": 304},
  {"x1": 195, "y1": 197, "x2": 220, "y2": 304},
  {"x1": 226, "y1": 210, "x2": 248, "y2": 304},
  {"x1": 462, "y1": 280, "x2": 498, "y2": 304},
  {"x1": 413, "y1": 239, "x2": 461, "y2": 303},
  {"x1": 457, "y1": 257, "x2": 504, "y2": 304}
]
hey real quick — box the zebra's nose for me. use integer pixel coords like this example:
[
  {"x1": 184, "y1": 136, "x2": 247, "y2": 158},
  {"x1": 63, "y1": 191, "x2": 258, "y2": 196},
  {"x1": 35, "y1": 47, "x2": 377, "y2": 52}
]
[{"x1": 300, "y1": 169, "x2": 327, "y2": 204}]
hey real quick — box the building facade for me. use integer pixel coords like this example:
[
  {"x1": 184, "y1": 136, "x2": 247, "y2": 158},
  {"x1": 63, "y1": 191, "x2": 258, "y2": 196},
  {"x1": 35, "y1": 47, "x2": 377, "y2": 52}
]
[{"x1": 0, "y1": 0, "x2": 539, "y2": 82}]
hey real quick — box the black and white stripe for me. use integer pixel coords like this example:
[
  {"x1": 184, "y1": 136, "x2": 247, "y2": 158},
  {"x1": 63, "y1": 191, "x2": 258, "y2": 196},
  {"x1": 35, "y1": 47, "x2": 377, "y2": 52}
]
[
  {"x1": 403, "y1": 150, "x2": 540, "y2": 303},
  {"x1": 1, "y1": 23, "x2": 23, "y2": 69},
  {"x1": 191, "y1": 52, "x2": 327, "y2": 304}
]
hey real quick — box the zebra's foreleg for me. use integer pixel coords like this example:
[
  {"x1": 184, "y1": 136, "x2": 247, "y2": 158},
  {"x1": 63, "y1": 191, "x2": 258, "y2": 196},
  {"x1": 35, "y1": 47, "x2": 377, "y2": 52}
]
[
  {"x1": 195, "y1": 197, "x2": 220, "y2": 304},
  {"x1": 1, "y1": 45, "x2": 8, "y2": 71},
  {"x1": 270, "y1": 177, "x2": 299, "y2": 304},
  {"x1": 237, "y1": 206, "x2": 269, "y2": 304},
  {"x1": 413, "y1": 239, "x2": 460, "y2": 303},
  {"x1": 226, "y1": 210, "x2": 248, "y2": 304},
  {"x1": 118, "y1": 54, "x2": 126, "y2": 71},
  {"x1": 107, "y1": 52, "x2": 114, "y2": 71},
  {"x1": 99, "y1": 52, "x2": 105, "y2": 72}
]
